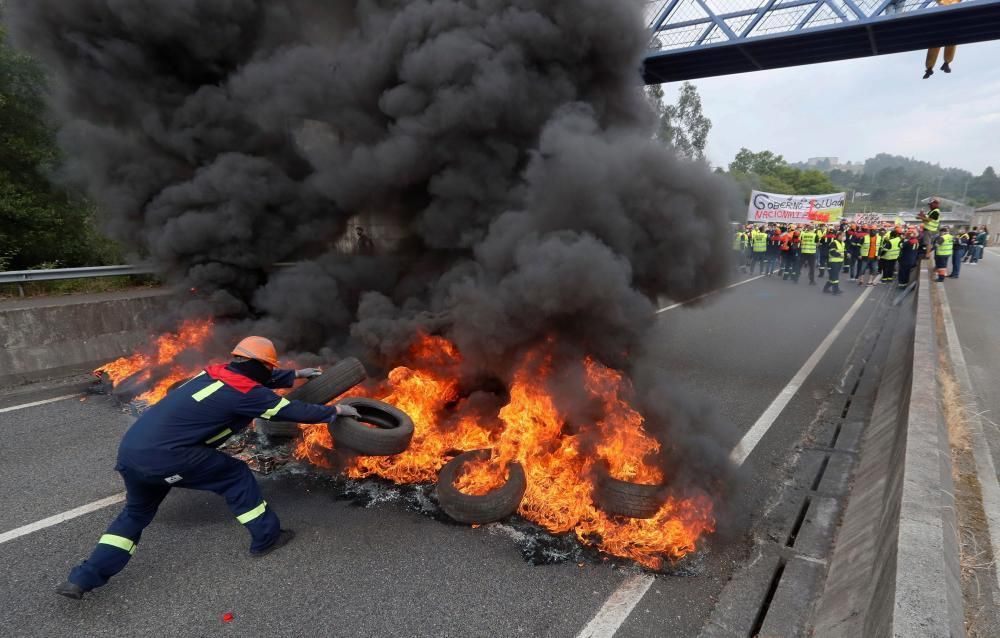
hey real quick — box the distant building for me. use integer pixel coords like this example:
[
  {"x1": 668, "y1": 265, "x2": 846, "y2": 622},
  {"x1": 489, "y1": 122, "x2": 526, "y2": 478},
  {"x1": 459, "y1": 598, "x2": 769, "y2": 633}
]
[
  {"x1": 805, "y1": 157, "x2": 838, "y2": 167},
  {"x1": 973, "y1": 202, "x2": 1000, "y2": 242},
  {"x1": 803, "y1": 157, "x2": 864, "y2": 175}
]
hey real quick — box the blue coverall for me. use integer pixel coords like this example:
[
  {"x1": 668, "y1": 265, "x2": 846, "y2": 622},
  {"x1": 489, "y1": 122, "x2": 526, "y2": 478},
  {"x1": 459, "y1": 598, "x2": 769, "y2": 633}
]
[{"x1": 68, "y1": 363, "x2": 337, "y2": 592}]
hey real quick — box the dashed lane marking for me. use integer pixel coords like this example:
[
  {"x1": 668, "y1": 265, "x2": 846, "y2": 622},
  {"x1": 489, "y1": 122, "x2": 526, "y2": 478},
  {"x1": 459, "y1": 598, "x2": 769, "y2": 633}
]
[
  {"x1": 0, "y1": 394, "x2": 82, "y2": 414},
  {"x1": 655, "y1": 275, "x2": 765, "y2": 313},
  {"x1": 575, "y1": 574, "x2": 655, "y2": 638},
  {"x1": 0, "y1": 493, "x2": 126, "y2": 546}
]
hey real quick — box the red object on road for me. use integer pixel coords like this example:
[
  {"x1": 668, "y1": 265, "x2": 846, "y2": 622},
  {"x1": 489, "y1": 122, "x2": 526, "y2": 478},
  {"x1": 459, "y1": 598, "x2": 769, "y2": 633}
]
[{"x1": 222, "y1": 612, "x2": 234, "y2": 623}]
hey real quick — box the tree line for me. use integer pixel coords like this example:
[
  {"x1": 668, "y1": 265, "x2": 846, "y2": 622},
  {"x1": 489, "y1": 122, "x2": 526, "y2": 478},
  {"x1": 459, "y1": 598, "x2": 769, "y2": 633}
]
[{"x1": 0, "y1": 23, "x2": 122, "y2": 272}]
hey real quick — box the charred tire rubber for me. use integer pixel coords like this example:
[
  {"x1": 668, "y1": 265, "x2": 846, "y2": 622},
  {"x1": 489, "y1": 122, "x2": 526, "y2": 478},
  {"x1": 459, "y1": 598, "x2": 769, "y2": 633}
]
[
  {"x1": 286, "y1": 358, "x2": 366, "y2": 404},
  {"x1": 592, "y1": 467, "x2": 667, "y2": 519},
  {"x1": 436, "y1": 449, "x2": 527, "y2": 524},
  {"x1": 257, "y1": 358, "x2": 367, "y2": 440},
  {"x1": 327, "y1": 397, "x2": 414, "y2": 456}
]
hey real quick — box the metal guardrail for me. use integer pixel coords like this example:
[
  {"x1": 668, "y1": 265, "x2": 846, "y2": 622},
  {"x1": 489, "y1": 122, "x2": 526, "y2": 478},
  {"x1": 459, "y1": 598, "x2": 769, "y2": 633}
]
[{"x1": 0, "y1": 264, "x2": 156, "y2": 284}]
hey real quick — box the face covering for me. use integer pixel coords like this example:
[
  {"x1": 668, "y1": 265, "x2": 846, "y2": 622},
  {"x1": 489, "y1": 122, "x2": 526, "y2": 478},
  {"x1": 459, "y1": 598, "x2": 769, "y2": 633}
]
[{"x1": 229, "y1": 359, "x2": 273, "y2": 385}]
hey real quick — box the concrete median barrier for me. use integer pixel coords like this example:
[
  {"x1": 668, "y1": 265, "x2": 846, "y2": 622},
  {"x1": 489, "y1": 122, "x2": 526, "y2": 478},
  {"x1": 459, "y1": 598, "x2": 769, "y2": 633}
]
[
  {"x1": 814, "y1": 268, "x2": 963, "y2": 637},
  {"x1": 0, "y1": 288, "x2": 173, "y2": 387}
]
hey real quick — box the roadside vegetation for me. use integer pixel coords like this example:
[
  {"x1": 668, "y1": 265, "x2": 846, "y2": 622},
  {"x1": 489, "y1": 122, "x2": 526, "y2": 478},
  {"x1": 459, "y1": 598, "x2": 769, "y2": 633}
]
[{"x1": 0, "y1": 20, "x2": 152, "y2": 297}]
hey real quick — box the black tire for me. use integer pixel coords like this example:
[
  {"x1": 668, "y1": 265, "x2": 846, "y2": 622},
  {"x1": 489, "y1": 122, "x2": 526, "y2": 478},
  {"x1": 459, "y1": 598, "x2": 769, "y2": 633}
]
[
  {"x1": 328, "y1": 397, "x2": 414, "y2": 455},
  {"x1": 110, "y1": 370, "x2": 149, "y2": 403},
  {"x1": 436, "y1": 449, "x2": 526, "y2": 524},
  {"x1": 286, "y1": 358, "x2": 367, "y2": 404},
  {"x1": 257, "y1": 358, "x2": 367, "y2": 440},
  {"x1": 592, "y1": 466, "x2": 667, "y2": 519},
  {"x1": 255, "y1": 420, "x2": 304, "y2": 439}
]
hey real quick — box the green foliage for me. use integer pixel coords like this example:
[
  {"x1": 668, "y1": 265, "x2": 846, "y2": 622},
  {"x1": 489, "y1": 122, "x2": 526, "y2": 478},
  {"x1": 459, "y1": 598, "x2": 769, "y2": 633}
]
[
  {"x1": 646, "y1": 82, "x2": 712, "y2": 162},
  {"x1": 823, "y1": 154, "x2": 1000, "y2": 212},
  {"x1": 723, "y1": 148, "x2": 835, "y2": 203},
  {"x1": 729, "y1": 148, "x2": 786, "y2": 176},
  {"x1": 0, "y1": 23, "x2": 123, "y2": 271},
  {"x1": 0, "y1": 275, "x2": 158, "y2": 300}
]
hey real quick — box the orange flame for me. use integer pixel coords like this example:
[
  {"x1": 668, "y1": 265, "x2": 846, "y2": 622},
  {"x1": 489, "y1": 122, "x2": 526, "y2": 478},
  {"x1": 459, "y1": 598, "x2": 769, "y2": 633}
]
[
  {"x1": 102, "y1": 326, "x2": 715, "y2": 567},
  {"x1": 296, "y1": 334, "x2": 715, "y2": 568},
  {"x1": 97, "y1": 319, "x2": 215, "y2": 403}
]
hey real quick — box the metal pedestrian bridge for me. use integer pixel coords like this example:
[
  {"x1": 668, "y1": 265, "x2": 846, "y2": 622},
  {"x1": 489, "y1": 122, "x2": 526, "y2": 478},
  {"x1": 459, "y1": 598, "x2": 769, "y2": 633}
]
[{"x1": 643, "y1": 0, "x2": 1000, "y2": 81}]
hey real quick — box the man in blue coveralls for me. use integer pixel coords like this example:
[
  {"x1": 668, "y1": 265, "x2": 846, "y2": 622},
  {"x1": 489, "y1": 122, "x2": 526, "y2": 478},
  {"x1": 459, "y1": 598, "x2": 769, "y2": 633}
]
[{"x1": 56, "y1": 336, "x2": 361, "y2": 599}]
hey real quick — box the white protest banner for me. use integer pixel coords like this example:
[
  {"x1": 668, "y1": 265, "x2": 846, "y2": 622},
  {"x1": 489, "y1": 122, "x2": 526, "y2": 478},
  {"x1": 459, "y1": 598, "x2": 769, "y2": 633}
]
[
  {"x1": 853, "y1": 213, "x2": 882, "y2": 225},
  {"x1": 747, "y1": 191, "x2": 846, "y2": 224}
]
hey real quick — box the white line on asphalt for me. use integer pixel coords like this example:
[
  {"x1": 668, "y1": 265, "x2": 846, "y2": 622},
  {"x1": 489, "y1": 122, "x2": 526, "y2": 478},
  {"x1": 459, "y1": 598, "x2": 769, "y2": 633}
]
[
  {"x1": 937, "y1": 283, "x2": 1000, "y2": 594},
  {"x1": 576, "y1": 285, "x2": 874, "y2": 638},
  {"x1": 575, "y1": 574, "x2": 655, "y2": 638},
  {"x1": 729, "y1": 286, "x2": 873, "y2": 466},
  {"x1": 0, "y1": 493, "x2": 125, "y2": 546},
  {"x1": 0, "y1": 393, "x2": 82, "y2": 414},
  {"x1": 655, "y1": 275, "x2": 765, "y2": 313}
]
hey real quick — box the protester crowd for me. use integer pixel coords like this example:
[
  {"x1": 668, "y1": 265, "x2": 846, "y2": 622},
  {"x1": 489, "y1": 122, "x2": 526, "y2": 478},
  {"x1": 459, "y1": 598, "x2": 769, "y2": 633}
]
[{"x1": 733, "y1": 200, "x2": 989, "y2": 296}]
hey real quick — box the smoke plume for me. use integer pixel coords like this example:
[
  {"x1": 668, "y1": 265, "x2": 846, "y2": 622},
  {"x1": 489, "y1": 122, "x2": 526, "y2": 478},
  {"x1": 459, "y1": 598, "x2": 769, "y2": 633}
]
[{"x1": 8, "y1": 1, "x2": 741, "y2": 510}]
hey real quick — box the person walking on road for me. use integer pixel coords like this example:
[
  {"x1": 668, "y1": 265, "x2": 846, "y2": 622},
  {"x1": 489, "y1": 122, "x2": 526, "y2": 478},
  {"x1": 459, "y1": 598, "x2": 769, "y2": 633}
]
[
  {"x1": 971, "y1": 226, "x2": 988, "y2": 263},
  {"x1": 880, "y1": 230, "x2": 901, "y2": 283},
  {"x1": 797, "y1": 224, "x2": 819, "y2": 285},
  {"x1": 898, "y1": 229, "x2": 920, "y2": 288},
  {"x1": 823, "y1": 231, "x2": 845, "y2": 295},
  {"x1": 846, "y1": 224, "x2": 864, "y2": 280},
  {"x1": 817, "y1": 225, "x2": 832, "y2": 278},
  {"x1": 750, "y1": 225, "x2": 768, "y2": 275},
  {"x1": 56, "y1": 337, "x2": 361, "y2": 600},
  {"x1": 766, "y1": 225, "x2": 781, "y2": 276},
  {"x1": 858, "y1": 226, "x2": 881, "y2": 287},
  {"x1": 733, "y1": 226, "x2": 748, "y2": 272},
  {"x1": 934, "y1": 227, "x2": 954, "y2": 282},
  {"x1": 949, "y1": 229, "x2": 970, "y2": 277}
]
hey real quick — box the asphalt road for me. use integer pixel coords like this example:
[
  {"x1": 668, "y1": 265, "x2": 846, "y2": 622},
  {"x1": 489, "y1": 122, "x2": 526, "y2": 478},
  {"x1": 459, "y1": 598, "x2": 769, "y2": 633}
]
[
  {"x1": 939, "y1": 250, "x2": 1000, "y2": 489},
  {"x1": 0, "y1": 271, "x2": 893, "y2": 637}
]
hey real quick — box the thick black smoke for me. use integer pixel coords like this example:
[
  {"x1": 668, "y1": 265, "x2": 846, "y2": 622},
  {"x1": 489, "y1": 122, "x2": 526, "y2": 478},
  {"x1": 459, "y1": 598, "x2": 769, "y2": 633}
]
[{"x1": 8, "y1": 1, "x2": 741, "y2": 508}]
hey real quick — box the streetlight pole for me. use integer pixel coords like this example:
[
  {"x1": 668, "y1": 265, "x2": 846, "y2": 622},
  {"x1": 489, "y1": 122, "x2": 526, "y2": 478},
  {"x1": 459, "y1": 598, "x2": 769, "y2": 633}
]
[{"x1": 913, "y1": 185, "x2": 921, "y2": 211}]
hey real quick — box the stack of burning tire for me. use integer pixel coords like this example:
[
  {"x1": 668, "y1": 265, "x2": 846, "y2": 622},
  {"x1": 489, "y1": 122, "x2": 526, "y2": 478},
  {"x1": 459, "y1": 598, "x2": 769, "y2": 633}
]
[
  {"x1": 267, "y1": 363, "x2": 665, "y2": 525},
  {"x1": 435, "y1": 454, "x2": 667, "y2": 524}
]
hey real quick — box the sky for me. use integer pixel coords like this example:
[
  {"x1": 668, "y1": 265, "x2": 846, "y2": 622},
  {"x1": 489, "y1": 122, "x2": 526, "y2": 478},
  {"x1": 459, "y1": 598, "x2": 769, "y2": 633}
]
[{"x1": 681, "y1": 40, "x2": 1000, "y2": 175}]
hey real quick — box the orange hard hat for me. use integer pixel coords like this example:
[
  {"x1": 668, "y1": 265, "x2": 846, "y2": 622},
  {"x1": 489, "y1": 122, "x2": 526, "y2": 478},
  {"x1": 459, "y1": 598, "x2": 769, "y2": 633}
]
[{"x1": 231, "y1": 336, "x2": 279, "y2": 368}]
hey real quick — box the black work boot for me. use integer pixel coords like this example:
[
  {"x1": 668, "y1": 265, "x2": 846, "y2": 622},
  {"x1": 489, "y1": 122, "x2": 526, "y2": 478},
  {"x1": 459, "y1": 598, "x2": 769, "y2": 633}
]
[
  {"x1": 923, "y1": 68, "x2": 933, "y2": 79},
  {"x1": 251, "y1": 529, "x2": 296, "y2": 557},
  {"x1": 56, "y1": 581, "x2": 84, "y2": 600},
  {"x1": 941, "y1": 62, "x2": 951, "y2": 73},
  {"x1": 833, "y1": 283, "x2": 842, "y2": 295},
  {"x1": 823, "y1": 281, "x2": 831, "y2": 293}
]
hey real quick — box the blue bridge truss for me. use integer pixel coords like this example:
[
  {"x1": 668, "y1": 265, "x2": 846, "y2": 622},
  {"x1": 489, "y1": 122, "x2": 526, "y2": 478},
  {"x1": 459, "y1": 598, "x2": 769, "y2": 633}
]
[{"x1": 643, "y1": 0, "x2": 1000, "y2": 82}]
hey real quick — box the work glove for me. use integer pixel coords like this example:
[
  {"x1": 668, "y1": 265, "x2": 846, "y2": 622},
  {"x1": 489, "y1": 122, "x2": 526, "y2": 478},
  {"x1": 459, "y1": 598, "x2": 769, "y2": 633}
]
[
  {"x1": 295, "y1": 368, "x2": 323, "y2": 379},
  {"x1": 332, "y1": 404, "x2": 361, "y2": 421}
]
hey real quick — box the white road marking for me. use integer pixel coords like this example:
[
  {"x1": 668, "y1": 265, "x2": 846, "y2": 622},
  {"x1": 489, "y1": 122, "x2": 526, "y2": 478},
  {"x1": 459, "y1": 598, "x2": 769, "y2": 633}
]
[
  {"x1": 575, "y1": 574, "x2": 655, "y2": 638},
  {"x1": 0, "y1": 394, "x2": 82, "y2": 414},
  {"x1": 0, "y1": 493, "x2": 125, "y2": 545},
  {"x1": 578, "y1": 286, "x2": 873, "y2": 638},
  {"x1": 729, "y1": 286, "x2": 873, "y2": 466},
  {"x1": 655, "y1": 275, "x2": 765, "y2": 313},
  {"x1": 937, "y1": 283, "x2": 1000, "y2": 594}
]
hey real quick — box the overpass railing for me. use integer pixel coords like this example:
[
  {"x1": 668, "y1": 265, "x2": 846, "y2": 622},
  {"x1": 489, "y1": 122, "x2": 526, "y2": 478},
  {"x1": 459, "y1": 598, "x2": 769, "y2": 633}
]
[{"x1": 646, "y1": 0, "x2": 971, "y2": 52}]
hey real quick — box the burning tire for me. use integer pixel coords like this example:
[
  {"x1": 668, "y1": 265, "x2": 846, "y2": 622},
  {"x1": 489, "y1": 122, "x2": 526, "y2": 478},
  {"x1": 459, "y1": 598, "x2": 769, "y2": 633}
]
[
  {"x1": 328, "y1": 397, "x2": 414, "y2": 456},
  {"x1": 257, "y1": 358, "x2": 367, "y2": 440},
  {"x1": 592, "y1": 467, "x2": 667, "y2": 519},
  {"x1": 436, "y1": 449, "x2": 526, "y2": 524}
]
